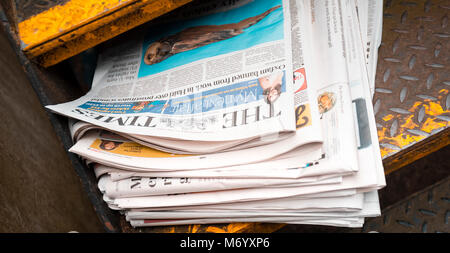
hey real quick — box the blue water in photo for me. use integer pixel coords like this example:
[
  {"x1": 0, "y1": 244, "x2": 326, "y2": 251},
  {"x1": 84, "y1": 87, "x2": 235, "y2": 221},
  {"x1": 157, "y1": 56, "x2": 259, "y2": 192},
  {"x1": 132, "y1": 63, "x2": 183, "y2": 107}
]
[{"x1": 138, "y1": 0, "x2": 284, "y2": 77}]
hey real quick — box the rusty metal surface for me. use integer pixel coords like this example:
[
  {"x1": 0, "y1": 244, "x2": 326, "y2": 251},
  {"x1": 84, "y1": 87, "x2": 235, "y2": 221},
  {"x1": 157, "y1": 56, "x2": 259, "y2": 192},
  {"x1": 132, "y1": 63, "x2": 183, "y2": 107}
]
[
  {"x1": 11, "y1": 0, "x2": 70, "y2": 22},
  {"x1": 374, "y1": 0, "x2": 450, "y2": 174},
  {"x1": 2, "y1": 0, "x2": 193, "y2": 67},
  {"x1": 362, "y1": 175, "x2": 450, "y2": 233}
]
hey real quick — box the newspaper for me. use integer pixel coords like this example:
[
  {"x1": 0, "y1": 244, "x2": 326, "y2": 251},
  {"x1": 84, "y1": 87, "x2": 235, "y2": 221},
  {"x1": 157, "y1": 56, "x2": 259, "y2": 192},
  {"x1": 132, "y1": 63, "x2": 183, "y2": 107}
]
[
  {"x1": 70, "y1": 131, "x2": 325, "y2": 171},
  {"x1": 92, "y1": 161, "x2": 347, "y2": 181},
  {"x1": 60, "y1": 0, "x2": 386, "y2": 228},
  {"x1": 104, "y1": 188, "x2": 360, "y2": 211},
  {"x1": 69, "y1": 118, "x2": 297, "y2": 155},
  {"x1": 97, "y1": 174, "x2": 343, "y2": 198},
  {"x1": 125, "y1": 189, "x2": 360, "y2": 211},
  {"x1": 48, "y1": 0, "x2": 299, "y2": 142},
  {"x1": 355, "y1": 0, "x2": 383, "y2": 97},
  {"x1": 97, "y1": 0, "x2": 384, "y2": 211},
  {"x1": 126, "y1": 192, "x2": 364, "y2": 213},
  {"x1": 344, "y1": 0, "x2": 386, "y2": 191},
  {"x1": 126, "y1": 191, "x2": 379, "y2": 227}
]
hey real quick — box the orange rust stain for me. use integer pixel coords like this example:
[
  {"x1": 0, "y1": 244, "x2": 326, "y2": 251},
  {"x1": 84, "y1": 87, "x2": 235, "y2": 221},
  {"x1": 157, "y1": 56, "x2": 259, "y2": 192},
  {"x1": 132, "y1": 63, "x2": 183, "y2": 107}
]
[
  {"x1": 110, "y1": 25, "x2": 119, "y2": 32},
  {"x1": 382, "y1": 114, "x2": 395, "y2": 121},
  {"x1": 399, "y1": 133, "x2": 425, "y2": 146},
  {"x1": 380, "y1": 147, "x2": 391, "y2": 158},
  {"x1": 164, "y1": 227, "x2": 175, "y2": 233},
  {"x1": 419, "y1": 101, "x2": 448, "y2": 132},
  {"x1": 225, "y1": 223, "x2": 251, "y2": 233},
  {"x1": 18, "y1": 0, "x2": 135, "y2": 48},
  {"x1": 377, "y1": 127, "x2": 387, "y2": 138},
  {"x1": 400, "y1": 114, "x2": 419, "y2": 130},
  {"x1": 104, "y1": 221, "x2": 114, "y2": 231},
  {"x1": 421, "y1": 117, "x2": 448, "y2": 133},
  {"x1": 424, "y1": 101, "x2": 447, "y2": 116},
  {"x1": 206, "y1": 226, "x2": 227, "y2": 233},
  {"x1": 378, "y1": 95, "x2": 449, "y2": 159},
  {"x1": 142, "y1": 1, "x2": 169, "y2": 14},
  {"x1": 84, "y1": 32, "x2": 96, "y2": 41},
  {"x1": 189, "y1": 224, "x2": 200, "y2": 233},
  {"x1": 377, "y1": 127, "x2": 391, "y2": 157},
  {"x1": 384, "y1": 133, "x2": 425, "y2": 150},
  {"x1": 409, "y1": 101, "x2": 423, "y2": 112},
  {"x1": 377, "y1": 123, "x2": 426, "y2": 158}
]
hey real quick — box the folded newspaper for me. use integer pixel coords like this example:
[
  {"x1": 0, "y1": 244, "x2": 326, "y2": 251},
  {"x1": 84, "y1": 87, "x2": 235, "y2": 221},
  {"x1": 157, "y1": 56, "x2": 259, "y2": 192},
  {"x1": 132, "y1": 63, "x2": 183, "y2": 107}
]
[{"x1": 47, "y1": 0, "x2": 386, "y2": 229}]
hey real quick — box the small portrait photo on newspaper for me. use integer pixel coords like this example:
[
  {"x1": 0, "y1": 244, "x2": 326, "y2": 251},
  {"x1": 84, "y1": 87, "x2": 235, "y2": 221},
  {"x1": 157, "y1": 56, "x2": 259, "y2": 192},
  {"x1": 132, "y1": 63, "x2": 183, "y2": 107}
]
[
  {"x1": 317, "y1": 91, "x2": 336, "y2": 114},
  {"x1": 138, "y1": 0, "x2": 284, "y2": 77},
  {"x1": 98, "y1": 131, "x2": 128, "y2": 151},
  {"x1": 258, "y1": 70, "x2": 284, "y2": 104}
]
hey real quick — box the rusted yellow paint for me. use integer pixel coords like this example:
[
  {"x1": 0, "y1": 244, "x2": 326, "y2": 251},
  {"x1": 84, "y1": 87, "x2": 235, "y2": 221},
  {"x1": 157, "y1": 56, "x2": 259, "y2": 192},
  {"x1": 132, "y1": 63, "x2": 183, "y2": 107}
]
[
  {"x1": 409, "y1": 101, "x2": 422, "y2": 112},
  {"x1": 424, "y1": 101, "x2": 447, "y2": 116},
  {"x1": 382, "y1": 114, "x2": 395, "y2": 122},
  {"x1": 84, "y1": 32, "x2": 96, "y2": 41},
  {"x1": 205, "y1": 226, "x2": 228, "y2": 233},
  {"x1": 378, "y1": 124, "x2": 426, "y2": 155},
  {"x1": 166, "y1": 227, "x2": 176, "y2": 233},
  {"x1": 110, "y1": 25, "x2": 120, "y2": 32},
  {"x1": 413, "y1": 98, "x2": 448, "y2": 132},
  {"x1": 378, "y1": 92, "x2": 449, "y2": 159},
  {"x1": 189, "y1": 224, "x2": 200, "y2": 233},
  {"x1": 400, "y1": 114, "x2": 419, "y2": 130},
  {"x1": 203, "y1": 223, "x2": 251, "y2": 233},
  {"x1": 142, "y1": 0, "x2": 176, "y2": 14},
  {"x1": 422, "y1": 117, "x2": 448, "y2": 133},
  {"x1": 379, "y1": 147, "x2": 390, "y2": 158},
  {"x1": 226, "y1": 223, "x2": 253, "y2": 233},
  {"x1": 18, "y1": 0, "x2": 135, "y2": 48}
]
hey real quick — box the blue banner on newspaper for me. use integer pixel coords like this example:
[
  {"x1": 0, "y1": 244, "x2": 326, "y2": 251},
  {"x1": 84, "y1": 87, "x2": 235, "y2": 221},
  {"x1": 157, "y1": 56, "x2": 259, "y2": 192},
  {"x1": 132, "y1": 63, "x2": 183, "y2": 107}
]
[{"x1": 79, "y1": 71, "x2": 286, "y2": 115}]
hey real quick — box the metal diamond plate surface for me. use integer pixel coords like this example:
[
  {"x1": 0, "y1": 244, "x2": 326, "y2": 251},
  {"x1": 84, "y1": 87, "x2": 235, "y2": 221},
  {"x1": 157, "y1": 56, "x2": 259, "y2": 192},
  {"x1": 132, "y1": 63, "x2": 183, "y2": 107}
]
[
  {"x1": 362, "y1": 176, "x2": 450, "y2": 233},
  {"x1": 375, "y1": 0, "x2": 449, "y2": 173},
  {"x1": 11, "y1": 0, "x2": 70, "y2": 23}
]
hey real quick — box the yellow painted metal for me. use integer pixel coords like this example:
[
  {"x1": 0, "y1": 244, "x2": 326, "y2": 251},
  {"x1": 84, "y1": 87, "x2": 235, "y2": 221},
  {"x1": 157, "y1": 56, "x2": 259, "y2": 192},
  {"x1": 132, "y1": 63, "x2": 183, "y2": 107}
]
[
  {"x1": 377, "y1": 90, "x2": 449, "y2": 159},
  {"x1": 16, "y1": 0, "x2": 193, "y2": 67},
  {"x1": 18, "y1": 0, "x2": 134, "y2": 48}
]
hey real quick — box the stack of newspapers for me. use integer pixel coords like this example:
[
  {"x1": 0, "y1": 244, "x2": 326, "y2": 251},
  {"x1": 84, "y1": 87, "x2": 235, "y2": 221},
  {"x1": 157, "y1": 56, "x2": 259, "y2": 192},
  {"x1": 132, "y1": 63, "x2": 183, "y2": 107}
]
[{"x1": 46, "y1": 0, "x2": 386, "y2": 228}]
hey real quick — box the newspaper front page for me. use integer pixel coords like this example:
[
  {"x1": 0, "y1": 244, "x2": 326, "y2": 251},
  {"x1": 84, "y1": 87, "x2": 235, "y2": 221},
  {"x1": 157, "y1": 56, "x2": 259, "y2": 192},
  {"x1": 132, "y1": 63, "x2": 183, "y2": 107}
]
[
  {"x1": 47, "y1": 0, "x2": 298, "y2": 142},
  {"x1": 67, "y1": 0, "x2": 357, "y2": 181}
]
